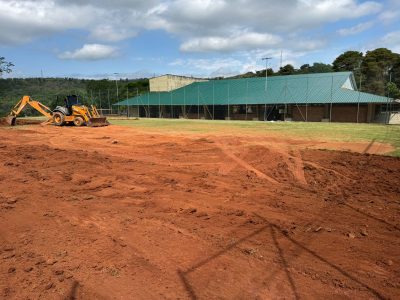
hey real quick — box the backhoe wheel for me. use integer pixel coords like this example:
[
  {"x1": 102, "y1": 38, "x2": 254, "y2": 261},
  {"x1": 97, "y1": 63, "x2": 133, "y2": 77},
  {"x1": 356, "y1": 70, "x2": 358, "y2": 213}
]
[
  {"x1": 73, "y1": 116, "x2": 84, "y2": 127},
  {"x1": 53, "y1": 112, "x2": 65, "y2": 126}
]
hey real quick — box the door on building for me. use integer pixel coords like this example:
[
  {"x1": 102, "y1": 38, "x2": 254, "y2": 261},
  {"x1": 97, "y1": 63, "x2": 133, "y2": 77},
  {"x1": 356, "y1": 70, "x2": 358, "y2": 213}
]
[
  {"x1": 264, "y1": 105, "x2": 282, "y2": 121},
  {"x1": 213, "y1": 105, "x2": 226, "y2": 120}
]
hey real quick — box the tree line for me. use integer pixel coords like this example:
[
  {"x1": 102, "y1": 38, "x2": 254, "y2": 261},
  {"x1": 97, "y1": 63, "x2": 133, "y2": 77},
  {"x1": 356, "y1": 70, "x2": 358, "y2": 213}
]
[
  {"x1": 0, "y1": 74, "x2": 149, "y2": 116},
  {"x1": 231, "y1": 48, "x2": 400, "y2": 99}
]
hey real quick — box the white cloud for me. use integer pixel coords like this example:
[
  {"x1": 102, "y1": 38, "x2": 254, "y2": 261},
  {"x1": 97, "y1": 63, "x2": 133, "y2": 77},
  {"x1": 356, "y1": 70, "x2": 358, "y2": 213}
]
[
  {"x1": 90, "y1": 25, "x2": 137, "y2": 42},
  {"x1": 380, "y1": 31, "x2": 400, "y2": 53},
  {"x1": 169, "y1": 58, "x2": 243, "y2": 72},
  {"x1": 157, "y1": 0, "x2": 382, "y2": 37},
  {"x1": 0, "y1": 0, "x2": 96, "y2": 44},
  {"x1": 0, "y1": 1, "x2": 383, "y2": 49},
  {"x1": 168, "y1": 47, "x2": 312, "y2": 77},
  {"x1": 180, "y1": 31, "x2": 281, "y2": 53},
  {"x1": 58, "y1": 44, "x2": 119, "y2": 60},
  {"x1": 0, "y1": 0, "x2": 391, "y2": 77},
  {"x1": 169, "y1": 57, "x2": 244, "y2": 78},
  {"x1": 288, "y1": 38, "x2": 327, "y2": 51},
  {"x1": 337, "y1": 21, "x2": 374, "y2": 36},
  {"x1": 381, "y1": 31, "x2": 400, "y2": 44},
  {"x1": 375, "y1": 0, "x2": 400, "y2": 26},
  {"x1": 378, "y1": 10, "x2": 399, "y2": 24}
]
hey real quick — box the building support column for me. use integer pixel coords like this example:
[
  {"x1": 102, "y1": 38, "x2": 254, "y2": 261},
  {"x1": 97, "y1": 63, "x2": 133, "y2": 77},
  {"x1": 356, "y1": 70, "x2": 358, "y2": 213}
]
[
  {"x1": 197, "y1": 85, "x2": 200, "y2": 119},
  {"x1": 212, "y1": 81, "x2": 215, "y2": 120},
  {"x1": 246, "y1": 80, "x2": 249, "y2": 121},
  {"x1": 284, "y1": 104, "x2": 287, "y2": 121},
  {"x1": 329, "y1": 75, "x2": 333, "y2": 122},
  {"x1": 306, "y1": 103, "x2": 308, "y2": 122},
  {"x1": 147, "y1": 93, "x2": 150, "y2": 118},
  {"x1": 158, "y1": 93, "x2": 161, "y2": 118},
  {"x1": 227, "y1": 85, "x2": 230, "y2": 120}
]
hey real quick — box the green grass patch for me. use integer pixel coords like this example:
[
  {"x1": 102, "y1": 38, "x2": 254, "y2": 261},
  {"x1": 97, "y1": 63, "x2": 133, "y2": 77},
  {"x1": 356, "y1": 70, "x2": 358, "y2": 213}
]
[{"x1": 110, "y1": 118, "x2": 400, "y2": 156}]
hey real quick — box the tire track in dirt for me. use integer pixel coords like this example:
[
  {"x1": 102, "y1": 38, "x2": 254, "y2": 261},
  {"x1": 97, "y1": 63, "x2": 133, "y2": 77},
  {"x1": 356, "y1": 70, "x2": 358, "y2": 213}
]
[
  {"x1": 287, "y1": 148, "x2": 307, "y2": 185},
  {"x1": 215, "y1": 141, "x2": 280, "y2": 185},
  {"x1": 244, "y1": 141, "x2": 308, "y2": 186},
  {"x1": 302, "y1": 160, "x2": 355, "y2": 181},
  {"x1": 217, "y1": 146, "x2": 249, "y2": 176}
]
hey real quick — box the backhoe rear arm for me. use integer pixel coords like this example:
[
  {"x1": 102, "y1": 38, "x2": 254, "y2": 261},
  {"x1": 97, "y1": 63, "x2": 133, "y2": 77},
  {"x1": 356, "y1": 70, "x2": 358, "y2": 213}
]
[{"x1": 9, "y1": 96, "x2": 53, "y2": 119}]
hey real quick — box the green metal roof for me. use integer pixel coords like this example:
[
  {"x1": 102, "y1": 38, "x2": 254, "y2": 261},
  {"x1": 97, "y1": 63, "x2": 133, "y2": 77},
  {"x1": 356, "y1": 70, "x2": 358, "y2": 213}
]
[{"x1": 115, "y1": 72, "x2": 390, "y2": 106}]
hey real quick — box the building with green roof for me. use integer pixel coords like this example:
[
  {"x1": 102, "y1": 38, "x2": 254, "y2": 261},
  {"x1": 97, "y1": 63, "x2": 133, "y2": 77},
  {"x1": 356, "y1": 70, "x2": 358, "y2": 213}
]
[{"x1": 114, "y1": 72, "x2": 394, "y2": 123}]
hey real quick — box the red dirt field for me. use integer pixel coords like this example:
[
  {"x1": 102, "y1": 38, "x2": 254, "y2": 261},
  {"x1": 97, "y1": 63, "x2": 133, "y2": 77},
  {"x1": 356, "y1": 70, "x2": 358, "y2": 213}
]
[{"x1": 0, "y1": 124, "x2": 399, "y2": 299}]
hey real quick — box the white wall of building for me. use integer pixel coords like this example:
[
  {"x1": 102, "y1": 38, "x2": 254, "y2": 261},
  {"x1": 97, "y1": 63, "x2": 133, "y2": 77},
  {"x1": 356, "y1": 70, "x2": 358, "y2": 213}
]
[{"x1": 149, "y1": 75, "x2": 207, "y2": 92}]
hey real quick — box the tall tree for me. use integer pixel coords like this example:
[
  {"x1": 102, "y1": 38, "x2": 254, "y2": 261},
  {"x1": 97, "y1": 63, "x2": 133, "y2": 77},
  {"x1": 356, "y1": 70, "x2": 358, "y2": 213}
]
[
  {"x1": 255, "y1": 68, "x2": 274, "y2": 77},
  {"x1": 387, "y1": 82, "x2": 400, "y2": 99},
  {"x1": 333, "y1": 51, "x2": 363, "y2": 89},
  {"x1": 308, "y1": 62, "x2": 333, "y2": 73},
  {"x1": 0, "y1": 57, "x2": 14, "y2": 76},
  {"x1": 278, "y1": 64, "x2": 295, "y2": 75},
  {"x1": 391, "y1": 56, "x2": 400, "y2": 88},
  {"x1": 362, "y1": 48, "x2": 400, "y2": 95},
  {"x1": 332, "y1": 51, "x2": 363, "y2": 72},
  {"x1": 299, "y1": 64, "x2": 310, "y2": 73}
]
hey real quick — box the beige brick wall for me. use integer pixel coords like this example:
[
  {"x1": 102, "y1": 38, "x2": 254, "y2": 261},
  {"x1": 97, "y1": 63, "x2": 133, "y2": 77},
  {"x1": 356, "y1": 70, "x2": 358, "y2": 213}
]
[{"x1": 149, "y1": 75, "x2": 207, "y2": 92}]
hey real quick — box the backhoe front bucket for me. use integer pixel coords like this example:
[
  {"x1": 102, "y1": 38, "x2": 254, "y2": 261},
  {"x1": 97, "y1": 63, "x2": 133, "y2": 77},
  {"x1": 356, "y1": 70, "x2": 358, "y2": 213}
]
[{"x1": 87, "y1": 117, "x2": 109, "y2": 127}]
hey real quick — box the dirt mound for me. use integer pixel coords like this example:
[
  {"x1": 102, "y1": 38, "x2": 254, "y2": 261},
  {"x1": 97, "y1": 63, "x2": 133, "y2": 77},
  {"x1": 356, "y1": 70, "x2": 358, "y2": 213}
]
[
  {"x1": 15, "y1": 118, "x2": 43, "y2": 125},
  {"x1": 0, "y1": 117, "x2": 12, "y2": 126},
  {"x1": 0, "y1": 125, "x2": 399, "y2": 299},
  {"x1": 0, "y1": 117, "x2": 43, "y2": 127}
]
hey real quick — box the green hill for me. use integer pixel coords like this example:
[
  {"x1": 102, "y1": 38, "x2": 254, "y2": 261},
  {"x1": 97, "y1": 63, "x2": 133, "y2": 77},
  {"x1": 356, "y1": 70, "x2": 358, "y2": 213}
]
[{"x1": 0, "y1": 77, "x2": 149, "y2": 116}]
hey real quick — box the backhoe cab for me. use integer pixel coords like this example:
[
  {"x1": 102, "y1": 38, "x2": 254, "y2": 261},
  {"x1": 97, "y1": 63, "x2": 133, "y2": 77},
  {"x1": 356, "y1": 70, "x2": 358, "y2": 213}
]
[{"x1": 53, "y1": 95, "x2": 109, "y2": 127}]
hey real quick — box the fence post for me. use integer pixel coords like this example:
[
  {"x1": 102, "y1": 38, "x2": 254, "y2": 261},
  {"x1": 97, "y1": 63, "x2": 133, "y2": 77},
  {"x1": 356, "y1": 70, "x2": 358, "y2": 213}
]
[
  {"x1": 246, "y1": 80, "x2": 249, "y2": 120},
  {"x1": 228, "y1": 84, "x2": 230, "y2": 120},
  {"x1": 212, "y1": 81, "x2": 215, "y2": 120},
  {"x1": 197, "y1": 85, "x2": 200, "y2": 119},
  {"x1": 158, "y1": 92, "x2": 161, "y2": 118},
  {"x1": 306, "y1": 77, "x2": 309, "y2": 122},
  {"x1": 126, "y1": 87, "x2": 129, "y2": 118},
  {"x1": 184, "y1": 86, "x2": 186, "y2": 118},
  {"x1": 170, "y1": 91, "x2": 173, "y2": 118},
  {"x1": 330, "y1": 75, "x2": 334, "y2": 122},
  {"x1": 148, "y1": 93, "x2": 150, "y2": 118},
  {"x1": 107, "y1": 89, "x2": 111, "y2": 114},
  {"x1": 357, "y1": 90, "x2": 360, "y2": 123}
]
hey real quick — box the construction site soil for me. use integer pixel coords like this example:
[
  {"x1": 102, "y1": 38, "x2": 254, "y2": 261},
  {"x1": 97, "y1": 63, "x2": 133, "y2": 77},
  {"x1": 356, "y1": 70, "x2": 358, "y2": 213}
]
[{"x1": 0, "y1": 124, "x2": 399, "y2": 299}]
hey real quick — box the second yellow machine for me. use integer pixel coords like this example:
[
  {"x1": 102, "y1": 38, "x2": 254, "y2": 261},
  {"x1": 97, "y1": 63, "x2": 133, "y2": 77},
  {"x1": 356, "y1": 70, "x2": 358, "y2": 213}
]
[{"x1": 7, "y1": 95, "x2": 109, "y2": 127}]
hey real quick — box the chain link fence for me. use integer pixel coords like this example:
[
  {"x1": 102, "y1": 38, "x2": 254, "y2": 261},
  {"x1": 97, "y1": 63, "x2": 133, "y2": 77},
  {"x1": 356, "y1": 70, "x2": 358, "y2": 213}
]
[{"x1": 0, "y1": 76, "x2": 149, "y2": 117}]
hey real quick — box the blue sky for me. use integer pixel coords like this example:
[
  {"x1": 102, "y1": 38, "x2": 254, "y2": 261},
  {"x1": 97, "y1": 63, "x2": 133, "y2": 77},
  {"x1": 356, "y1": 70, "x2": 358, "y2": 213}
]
[{"x1": 0, "y1": 0, "x2": 399, "y2": 79}]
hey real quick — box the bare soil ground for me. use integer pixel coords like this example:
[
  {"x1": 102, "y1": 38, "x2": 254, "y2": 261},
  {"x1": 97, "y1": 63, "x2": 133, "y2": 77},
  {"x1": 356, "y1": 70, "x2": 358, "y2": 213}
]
[{"x1": 0, "y1": 124, "x2": 399, "y2": 299}]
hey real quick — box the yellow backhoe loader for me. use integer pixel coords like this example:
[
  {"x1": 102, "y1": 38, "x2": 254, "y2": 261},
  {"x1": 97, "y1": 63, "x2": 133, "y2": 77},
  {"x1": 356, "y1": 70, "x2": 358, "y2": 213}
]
[{"x1": 6, "y1": 95, "x2": 109, "y2": 127}]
